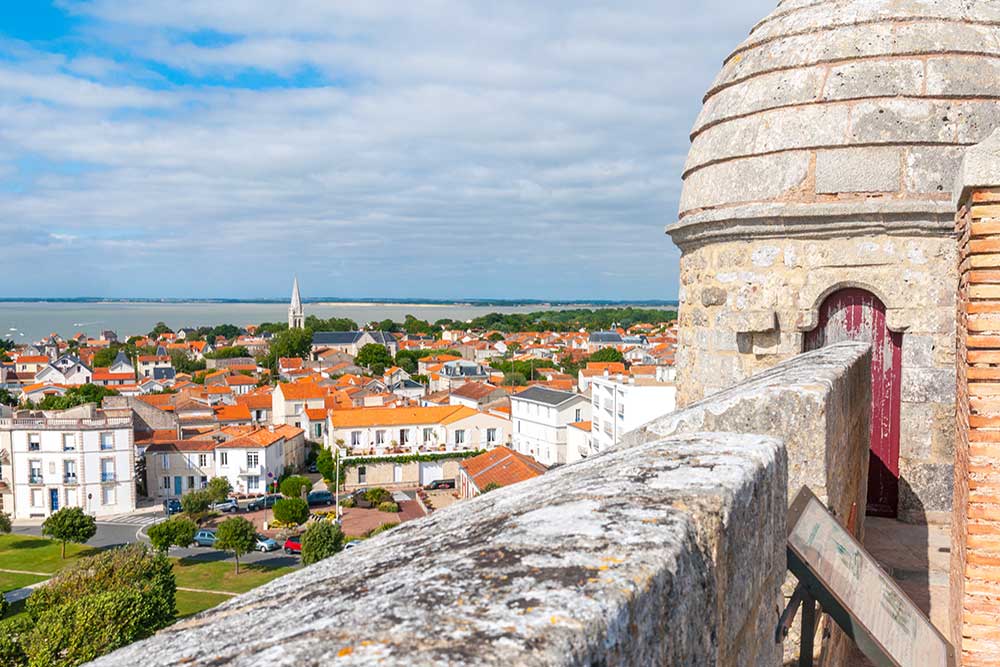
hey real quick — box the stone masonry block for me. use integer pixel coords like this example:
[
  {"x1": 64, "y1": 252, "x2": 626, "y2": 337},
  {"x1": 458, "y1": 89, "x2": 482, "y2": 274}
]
[{"x1": 815, "y1": 147, "x2": 901, "y2": 194}]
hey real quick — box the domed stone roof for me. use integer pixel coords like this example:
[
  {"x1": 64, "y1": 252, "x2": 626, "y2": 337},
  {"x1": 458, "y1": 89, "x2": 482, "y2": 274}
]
[{"x1": 672, "y1": 0, "x2": 1000, "y2": 245}]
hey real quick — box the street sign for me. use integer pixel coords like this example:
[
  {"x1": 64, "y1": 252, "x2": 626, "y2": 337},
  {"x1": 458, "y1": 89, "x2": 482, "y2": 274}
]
[{"x1": 785, "y1": 487, "x2": 955, "y2": 667}]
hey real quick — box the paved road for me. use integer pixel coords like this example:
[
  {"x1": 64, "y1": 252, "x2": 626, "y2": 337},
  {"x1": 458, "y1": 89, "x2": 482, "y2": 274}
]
[{"x1": 12, "y1": 520, "x2": 301, "y2": 566}]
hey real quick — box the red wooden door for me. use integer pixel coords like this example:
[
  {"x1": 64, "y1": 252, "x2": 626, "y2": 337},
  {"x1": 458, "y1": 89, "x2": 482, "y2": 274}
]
[{"x1": 805, "y1": 288, "x2": 902, "y2": 517}]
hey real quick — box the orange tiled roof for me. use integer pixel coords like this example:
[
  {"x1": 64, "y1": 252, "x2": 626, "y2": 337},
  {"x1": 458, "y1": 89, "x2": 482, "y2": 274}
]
[
  {"x1": 460, "y1": 446, "x2": 546, "y2": 489},
  {"x1": 330, "y1": 405, "x2": 480, "y2": 428},
  {"x1": 215, "y1": 404, "x2": 251, "y2": 422},
  {"x1": 277, "y1": 382, "x2": 326, "y2": 400},
  {"x1": 568, "y1": 421, "x2": 591, "y2": 431}
]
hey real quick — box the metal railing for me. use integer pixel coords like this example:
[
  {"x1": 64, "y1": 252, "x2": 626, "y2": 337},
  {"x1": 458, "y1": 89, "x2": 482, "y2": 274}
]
[
  {"x1": 64, "y1": 474, "x2": 78, "y2": 484},
  {"x1": 101, "y1": 471, "x2": 116, "y2": 482},
  {"x1": 29, "y1": 474, "x2": 43, "y2": 484}
]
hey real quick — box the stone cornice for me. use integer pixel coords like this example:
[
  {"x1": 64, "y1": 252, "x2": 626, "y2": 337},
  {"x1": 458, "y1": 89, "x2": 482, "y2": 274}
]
[{"x1": 667, "y1": 200, "x2": 956, "y2": 250}]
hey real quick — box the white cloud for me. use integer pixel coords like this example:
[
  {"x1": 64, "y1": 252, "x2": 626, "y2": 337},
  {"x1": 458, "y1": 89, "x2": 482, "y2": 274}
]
[{"x1": 3, "y1": 0, "x2": 777, "y2": 298}]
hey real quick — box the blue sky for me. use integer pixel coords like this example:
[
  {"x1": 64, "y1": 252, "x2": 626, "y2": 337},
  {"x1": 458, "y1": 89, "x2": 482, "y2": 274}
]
[{"x1": 1, "y1": 1, "x2": 775, "y2": 300}]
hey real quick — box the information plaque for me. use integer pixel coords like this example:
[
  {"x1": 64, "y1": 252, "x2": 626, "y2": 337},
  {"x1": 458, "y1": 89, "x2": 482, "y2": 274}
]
[{"x1": 786, "y1": 487, "x2": 956, "y2": 667}]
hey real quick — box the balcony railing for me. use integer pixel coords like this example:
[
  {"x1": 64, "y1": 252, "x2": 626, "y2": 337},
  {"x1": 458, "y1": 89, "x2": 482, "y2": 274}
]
[
  {"x1": 0, "y1": 416, "x2": 133, "y2": 430},
  {"x1": 64, "y1": 474, "x2": 78, "y2": 484},
  {"x1": 101, "y1": 471, "x2": 116, "y2": 482},
  {"x1": 29, "y1": 474, "x2": 43, "y2": 485}
]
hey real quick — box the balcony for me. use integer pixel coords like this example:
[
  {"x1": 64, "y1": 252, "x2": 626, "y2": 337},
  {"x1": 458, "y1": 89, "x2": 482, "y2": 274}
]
[
  {"x1": 238, "y1": 465, "x2": 265, "y2": 477},
  {"x1": 101, "y1": 472, "x2": 116, "y2": 483},
  {"x1": 28, "y1": 474, "x2": 43, "y2": 485},
  {"x1": 64, "y1": 474, "x2": 78, "y2": 485},
  {"x1": 0, "y1": 416, "x2": 133, "y2": 430}
]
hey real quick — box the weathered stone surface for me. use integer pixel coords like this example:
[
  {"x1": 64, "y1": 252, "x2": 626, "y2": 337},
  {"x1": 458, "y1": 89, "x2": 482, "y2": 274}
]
[
  {"x1": 679, "y1": 151, "x2": 810, "y2": 213},
  {"x1": 815, "y1": 147, "x2": 901, "y2": 194},
  {"x1": 626, "y1": 341, "x2": 870, "y2": 533},
  {"x1": 905, "y1": 146, "x2": 967, "y2": 195},
  {"x1": 900, "y1": 366, "x2": 956, "y2": 404},
  {"x1": 88, "y1": 431, "x2": 787, "y2": 667},
  {"x1": 899, "y1": 461, "x2": 954, "y2": 520},
  {"x1": 821, "y1": 59, "x2": 924, "y2": 102},
  {"x1": 701, "y1": 285, "x2": 727, "y2": 307},
  {"x1": 953, "y1": 128, "x2": 1000, "y2": 207}
]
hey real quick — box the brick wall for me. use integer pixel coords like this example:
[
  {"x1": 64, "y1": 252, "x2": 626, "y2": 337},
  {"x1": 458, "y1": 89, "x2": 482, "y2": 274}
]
[{"x1": 954, "y1": 186, "x2": 1000, "y2": 664}]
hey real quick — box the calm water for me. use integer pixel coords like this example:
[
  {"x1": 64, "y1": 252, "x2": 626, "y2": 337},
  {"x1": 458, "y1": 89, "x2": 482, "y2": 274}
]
[{"x1": 0, "y1": 302, "x2": 673, "y2": 343}]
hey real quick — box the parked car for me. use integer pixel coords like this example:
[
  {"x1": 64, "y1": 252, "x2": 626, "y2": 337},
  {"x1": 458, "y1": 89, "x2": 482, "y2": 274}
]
[
  {"x1": 283, "y1": 536, "x2": 301, "y2": 555},
  {"x1": 211, "y1": 499, "x2": 239, "y2": 513},
  {"x1": 306, "y1": 490, "x2": 334, "y2": 507},
  {"x1": 163, "y1": 498, "x2": 182, "y2": 516},
  {"x1": 247, "y1": 494, "x2": 282, "y2": 512},
  {"x1": 424, "y1": 478, "x2": 456, "y2": 490},
  {"x1": 307, "y1": 462, "x2": 319, "y2": 473},
  {"x1": 344, "y1": 540, "x2": 362, "y2": 550},
  {"x1": 192, "y1": 529, "x2": 217, "y2": 547},
  {"x1": 255, "y1": 534, "x2": 280, "y2": 552}
]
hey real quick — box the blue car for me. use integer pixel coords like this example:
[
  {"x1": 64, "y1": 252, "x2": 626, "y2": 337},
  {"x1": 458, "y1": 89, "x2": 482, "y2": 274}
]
[
  {"x1": 163, "y1": 499, "x2": 182, "y2": 516},
  {"x1": 192, "y1": 529, "x2": 217, "y2": 547}
]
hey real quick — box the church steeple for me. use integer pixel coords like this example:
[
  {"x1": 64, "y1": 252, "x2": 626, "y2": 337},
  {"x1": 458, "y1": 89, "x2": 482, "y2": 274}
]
[{"x1": 288, "y1": 277, "x2": 304, "y2": 329}]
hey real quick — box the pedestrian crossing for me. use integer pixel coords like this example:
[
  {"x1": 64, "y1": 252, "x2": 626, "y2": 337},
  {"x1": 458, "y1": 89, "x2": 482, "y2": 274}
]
[{"x1": 97, "y1": 513, "x2": 161, "y2": 526}]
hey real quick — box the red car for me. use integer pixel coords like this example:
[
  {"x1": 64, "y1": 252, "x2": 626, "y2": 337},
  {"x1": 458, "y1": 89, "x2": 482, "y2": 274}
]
[{"x1": 283, "y1": 536, "x2": 301, "y2": 555}]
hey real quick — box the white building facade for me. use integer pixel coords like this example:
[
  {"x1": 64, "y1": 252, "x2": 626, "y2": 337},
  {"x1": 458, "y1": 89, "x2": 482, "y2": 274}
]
[
  {"x1": 510, "y1": 387, "x2": 591, "y2": 467},
  {"x1": 0, "y1": 405, "x2": 135, "y2": 519},
  {"x1": 589, "y1": 376, "x2": 676, "y2": 455}
]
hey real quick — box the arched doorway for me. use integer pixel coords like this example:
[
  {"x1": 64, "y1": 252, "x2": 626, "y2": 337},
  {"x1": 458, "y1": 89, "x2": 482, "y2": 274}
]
[{"x1": 805, "y1": 288, "x2": 902, "y2": 517}]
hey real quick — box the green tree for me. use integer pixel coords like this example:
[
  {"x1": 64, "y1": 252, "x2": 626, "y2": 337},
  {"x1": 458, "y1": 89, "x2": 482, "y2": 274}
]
[
  {"x1": 356, "y1": 343, "x2": 393, "y2": 375},
  {"x1": 300, "y1": 520, "x2": 344, "y2": 565},
  {"x1": 480, "y1": 481, "x2": 502, "y2": 494},
  {"x1": 377, "y1": 501, "x2": 400, "y2": 513},
  {"x1": 206, "y1": 346, "x2": 250, "y2": 359},
  {"x1": 36, "y1": 384, "x2": 120, "y2": 410},
  {"x1": 279, "y1": 475, "x2": 311, "y2": 499},
  {"x1": 588, "y1": 347, "x2": 625, "y2": 364},
  {"x1": 0, "y1": 616, "x2": 29, "y2": 664},
  {"x1": 148, "y1": 322, "x2": 173, "y2": 337},
  {"x1": 0, "y1": 389, "x2": 17, "y2": 407},
  {"x1": 272, "y1": 498, "x2": 309, "y2": 525},
  {"x1": 265, "y1": 327, "x2": 314, "y2": 369},
  {"x1": 206, "y1": 477, "x2": 232, "y2": 504},
  {"x1": 169, "y1": 350, "x2": 206, "y2": 375},
  {"x1": 147, "y1": 517, "x2": 197, "y2": 553},
  {"x1": 180, "y1": 489, "x2": 212, "y2": 515},
  {"x1": 214, "y1": 517, "x2": 256, "y2": 574},
  {"x1": 42, "y1": 507, "x2": 97, "y2": 559},
  {"x1": 316, "y1": 448, "x2": 333, "y2": 481},
  {"x1": 502, "y1": 372, "x2": 527, "y2": 386},
  {"x1": 24, "y1": 543, "x2": 175, "y2": 666},
  {"x1": 0, "y1": 511, "x2": 9, "y2": 534}
]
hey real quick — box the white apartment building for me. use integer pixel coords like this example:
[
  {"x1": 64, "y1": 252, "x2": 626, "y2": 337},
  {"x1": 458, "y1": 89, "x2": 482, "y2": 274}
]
[
  {"x1": 589, "y1": 376, "x2": 677, "y2": 455},
  {"x1": 327, "y1": 405, "x2": 510, "y2": 456},
  {"x1": 145, "y1": 425, "x2": 305, "y2": 498},
  {"x1": 510, "y1": 387, "x2": 591, "y2": 467},
  {"x1": 0, "y1": 404, "x2": 135, "y2": 519}
]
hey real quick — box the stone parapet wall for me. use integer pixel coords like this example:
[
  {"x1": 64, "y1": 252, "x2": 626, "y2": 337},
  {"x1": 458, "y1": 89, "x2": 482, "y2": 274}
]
[
  {"x1": 86, "y1": 343, "x2": 876, "y2": 667},
  {"x1": 952, "y1": 131, "x2": 1000, "y2": 664},
  {"x1": 90, "y1": 431, "x2": 787, "y2": 667},
  {"x1": 626, "y1": 341, "x2": 871, "y2": 666}
]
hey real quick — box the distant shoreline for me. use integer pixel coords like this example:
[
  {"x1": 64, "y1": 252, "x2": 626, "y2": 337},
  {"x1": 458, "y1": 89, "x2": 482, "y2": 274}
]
[{"x1": 0, "y1": 298, "x2": 678, "y2": 308}]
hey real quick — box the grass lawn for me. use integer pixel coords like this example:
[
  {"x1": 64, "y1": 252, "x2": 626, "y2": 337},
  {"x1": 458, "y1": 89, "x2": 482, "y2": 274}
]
[
  {"x1": 0, "y1": 571, "x2": 47, "y2": 593},
  {"x1": 174, "y1": 589, "x2": 234, "y2": 620},
  {"x1": 0, "y1": 534, "x2": 99, "y2": 574},
  {"x1": 171, "y1": 558, "x2": 297, "y2": 594}
]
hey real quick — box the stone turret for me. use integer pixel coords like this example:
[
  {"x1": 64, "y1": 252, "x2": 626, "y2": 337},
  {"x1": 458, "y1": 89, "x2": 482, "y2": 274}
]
[
  {"x1": 288, "y1": 277, "x2": 304, "y2": 329},
  {"x1": 671, "y1": 0, "x2": 1000, "y2": 521}
]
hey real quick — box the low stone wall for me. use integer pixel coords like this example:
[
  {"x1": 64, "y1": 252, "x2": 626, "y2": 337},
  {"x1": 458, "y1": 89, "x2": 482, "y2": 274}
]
[
  {"x1": 87, "y1": 344, "x2": 875, "y2": 667},
  {"x1": 625, "y1": 340, "x2": 872, "y2": 666},
  {"x1": 91, "y1": 430, "x2": 786, "y2": 666}
]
